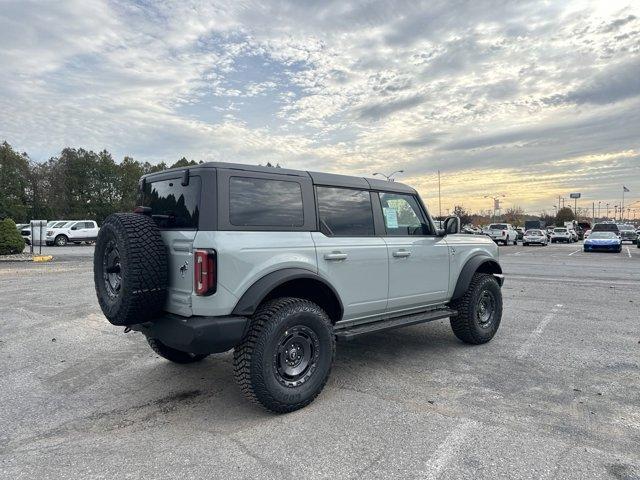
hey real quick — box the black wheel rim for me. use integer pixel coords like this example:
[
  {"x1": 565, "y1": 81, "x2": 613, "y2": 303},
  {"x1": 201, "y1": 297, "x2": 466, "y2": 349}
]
[
  {"x1": 476, "y1": 289, "x2": 496, "y2": 328},
  {"x1": 273, "y1": 325, "x2": 320, "y2": 388},
  {"x1": 102, "y1": 238, "x2": 122, "y2": 299}
]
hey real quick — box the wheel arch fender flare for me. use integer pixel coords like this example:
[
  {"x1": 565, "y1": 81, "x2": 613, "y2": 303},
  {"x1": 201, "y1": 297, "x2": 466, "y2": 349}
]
[
  {"x1": 231, "y1": 268, "x2": 344, "y2": 322},
  {"x1": 451, "y1": 255, "x2": 503, "y2": 301}
]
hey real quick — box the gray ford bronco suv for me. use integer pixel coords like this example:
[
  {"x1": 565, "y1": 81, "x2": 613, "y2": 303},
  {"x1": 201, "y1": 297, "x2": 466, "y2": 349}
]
[{"x1": 94, "y1": 162, "x2": 504, "y2": 413}]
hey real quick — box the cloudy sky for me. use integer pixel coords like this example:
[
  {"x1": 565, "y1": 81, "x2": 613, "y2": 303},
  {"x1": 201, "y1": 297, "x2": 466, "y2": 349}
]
[{"x1": 1, "y1": 0, "x2": 639, "y2": 215}]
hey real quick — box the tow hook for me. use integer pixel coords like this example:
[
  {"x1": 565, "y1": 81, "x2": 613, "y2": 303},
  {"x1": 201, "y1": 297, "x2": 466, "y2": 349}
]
[{"x1": 124, "y1": 326, "x2": 132, "y2": 333}]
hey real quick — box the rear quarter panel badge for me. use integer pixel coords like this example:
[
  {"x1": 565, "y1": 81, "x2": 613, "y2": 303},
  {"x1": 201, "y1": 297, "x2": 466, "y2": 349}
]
[{"x1": 179, "y1": 260, "x2": 189, "y2": 278}]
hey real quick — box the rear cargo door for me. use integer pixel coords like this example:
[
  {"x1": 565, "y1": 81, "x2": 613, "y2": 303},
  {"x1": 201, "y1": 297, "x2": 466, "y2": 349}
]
[{"x1": 141, "y1": 175, "x2": 202, "y2": 316}]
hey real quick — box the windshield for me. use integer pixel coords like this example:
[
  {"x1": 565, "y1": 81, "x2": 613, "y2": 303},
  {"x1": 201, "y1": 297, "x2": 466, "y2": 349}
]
[
  {"x1": 525, "y1": 230, "x2": 542, "y2": 235},
  {"x1": 554, "y1": 228, "x2": 567, "y2": 232},
  {"x1": 617, "y1": 225, "x2": 634, "y2": 231},
  {"x1": 592, "y1": 223, "x2": 618, "y2": 232},
  {"x1": 53, "y1": 221, "x2": 68, "y2": 228},
  {"x1": 589, "y1": 232, "x2": 616, "y2": 239},
  {"x1": 489, "y1": 224, "x2": 508, "y2": 230}
]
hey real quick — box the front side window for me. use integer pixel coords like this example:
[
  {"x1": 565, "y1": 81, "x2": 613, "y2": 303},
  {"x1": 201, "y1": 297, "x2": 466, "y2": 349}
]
[
  {"x1": 316, "y1": 186, "x2": 374, "y2": 236},
  {"x1": 141, "y1": 177, "x2": 201, "y2": 229},
  {"x1": 229, "y1": 177, "x2": 303, "y2": 227},
  {"x1": 379, "y1": 192, "x2": 430, "y2": 236}
]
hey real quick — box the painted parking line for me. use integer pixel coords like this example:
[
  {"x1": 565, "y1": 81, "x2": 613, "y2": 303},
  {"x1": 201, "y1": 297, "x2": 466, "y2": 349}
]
[
  {"x1": 421, "y1": 419, "x2": 476, "y2": 480},
  {"x1": 568, "y1": 249, "x2": 581, "y2": 256},
  {"x1": 627, "y1": 247, "x2": 632, "y2": 258},
  {"x1": 516, "y1": 304, "x2": 563, "y2": 359}
]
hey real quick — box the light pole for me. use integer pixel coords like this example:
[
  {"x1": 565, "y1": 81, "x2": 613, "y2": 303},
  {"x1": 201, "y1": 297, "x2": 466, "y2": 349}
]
[
  {"x1": 372, "y1": 170, "x2": 404, "y2": 182},
  {"x1": 606, "y1": 203, "x2": 610, "y2": 219},
  {"x1": 484, "y1": 194, "x2": 506, "y2": 221},
  {"x1": 597, "y1": 201, "x2": 601, "y2": 220}
]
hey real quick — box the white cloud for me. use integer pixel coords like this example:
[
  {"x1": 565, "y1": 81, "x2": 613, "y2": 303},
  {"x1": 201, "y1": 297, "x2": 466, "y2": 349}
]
[{"x1": 0, "y1": 0, "x2": 639, "y2": 211}]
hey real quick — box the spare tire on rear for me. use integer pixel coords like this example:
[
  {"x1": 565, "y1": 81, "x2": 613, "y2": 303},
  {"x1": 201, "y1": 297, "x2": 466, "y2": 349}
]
[{"x1": 94, "y1": 213, "x2": 168, "y2": 326}]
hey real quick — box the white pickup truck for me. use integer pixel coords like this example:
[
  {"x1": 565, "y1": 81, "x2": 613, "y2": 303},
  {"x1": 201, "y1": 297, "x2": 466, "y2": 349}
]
[{"x1": 486, "y1": 223, "x2": 518, "y2": 246}]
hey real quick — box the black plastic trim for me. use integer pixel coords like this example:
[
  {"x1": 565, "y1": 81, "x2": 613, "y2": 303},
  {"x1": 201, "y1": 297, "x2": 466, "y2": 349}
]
[
  {"x1": 232, "y1": 268, "x2": 344, "y2": 318},
  {"x1": 133, "y1": 314, "x2": 248, "y2": 354},
  {"x1": 451, "y1": 254, "x2": 503, "y2": 300},
  {"x1": 335, "y1": 307, "x2": 457, "y2": 340}
]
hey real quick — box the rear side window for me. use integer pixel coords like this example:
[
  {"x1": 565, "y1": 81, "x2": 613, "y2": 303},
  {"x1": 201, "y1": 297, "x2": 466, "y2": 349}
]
[
  {"x1": 229, "y1": 177, "x2": 304, "y2": 227},
  {"x1": 142, "y1": 177, "x2": 201, "y2": 229},
  {"x1": 316, "y1": 186, "x2": 374, "y2": 236}
]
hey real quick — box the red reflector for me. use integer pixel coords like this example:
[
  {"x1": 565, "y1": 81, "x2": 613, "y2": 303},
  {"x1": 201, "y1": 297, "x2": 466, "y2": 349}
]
[{"x1": 194, "y1": 250, "x2": 216, "y2": 296}]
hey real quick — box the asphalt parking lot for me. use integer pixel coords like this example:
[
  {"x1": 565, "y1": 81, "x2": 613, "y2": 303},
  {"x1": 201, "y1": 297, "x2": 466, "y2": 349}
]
[{"x1": 1, "y1": 242, "x2": 639, "y2": 479}]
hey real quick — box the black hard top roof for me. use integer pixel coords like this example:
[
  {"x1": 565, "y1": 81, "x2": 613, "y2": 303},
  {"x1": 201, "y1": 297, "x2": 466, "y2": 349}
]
[{"x1": 142, "y1": 161, "x2": 417, "y2": 194}]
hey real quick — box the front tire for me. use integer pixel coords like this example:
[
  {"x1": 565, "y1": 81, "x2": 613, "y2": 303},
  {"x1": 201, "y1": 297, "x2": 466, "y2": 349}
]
[
  {"x1": 147, "y1": 337, "x2": 209, "y2": 364},
  {"x1": 55, "y1": 235, "x2": 68, "y2": 246},
  {"x1": 449, "y1": 273, "x2": 502, "y2": 345},
  {"x1": 233, "y1": 298, "x2": 335, "y2": 413}
]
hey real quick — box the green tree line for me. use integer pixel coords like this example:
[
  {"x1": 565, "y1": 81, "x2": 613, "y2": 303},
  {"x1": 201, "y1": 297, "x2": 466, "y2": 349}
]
[{"x1": 0, "y1": 141, "x2": 201, "y2": 224}]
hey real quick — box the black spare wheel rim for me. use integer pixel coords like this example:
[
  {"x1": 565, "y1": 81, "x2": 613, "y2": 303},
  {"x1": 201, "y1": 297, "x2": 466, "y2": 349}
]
[
  {"x1": 476, "y1": 289, "x2": 496, "y2": 328},
  {"x1": 102, "y1": 238, "x2": 121, "y2": 300},
  {"x1": 274, "y1": 325, "x2": 320, "y2": 388}
]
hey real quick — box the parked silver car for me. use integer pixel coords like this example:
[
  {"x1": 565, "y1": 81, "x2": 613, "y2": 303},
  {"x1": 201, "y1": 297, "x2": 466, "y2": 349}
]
[{"x1": 522, "y1": 229, "x2": 548, "y2": 246}]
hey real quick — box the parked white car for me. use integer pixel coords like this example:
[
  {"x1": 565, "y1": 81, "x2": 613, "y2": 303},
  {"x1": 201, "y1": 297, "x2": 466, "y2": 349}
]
[
  {"x1": 46, "y1": 220, "x2": 99, "y2": 246},
  {"x1": 522, "y1": 229, "x2": 548, "y2": 246},
  {"x1": 551, "y1": 227, "x2": 572, "y2": 243}
]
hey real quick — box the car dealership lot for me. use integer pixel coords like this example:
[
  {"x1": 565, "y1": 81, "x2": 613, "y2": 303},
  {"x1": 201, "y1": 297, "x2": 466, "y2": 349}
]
[{"x1": 1, "y1": 243, "x2": 639, "y2": 479}]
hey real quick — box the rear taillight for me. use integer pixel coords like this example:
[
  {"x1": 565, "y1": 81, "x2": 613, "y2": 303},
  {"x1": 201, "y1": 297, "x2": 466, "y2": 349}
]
[
  {"x1": 194, "y1": 249, "x2": 216, "y2": 296},
  {"x1": 502, "y1": 230, "x2": 507, "y2": 236}
]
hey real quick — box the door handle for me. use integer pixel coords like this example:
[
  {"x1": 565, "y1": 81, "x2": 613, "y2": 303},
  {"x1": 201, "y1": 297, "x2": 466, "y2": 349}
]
[
  {"x1": 324, "y1": 252, "x2": 348, "y2": 261},
  {"x1": 393, "y1": 250, "x2": 411, "y2": 258}
]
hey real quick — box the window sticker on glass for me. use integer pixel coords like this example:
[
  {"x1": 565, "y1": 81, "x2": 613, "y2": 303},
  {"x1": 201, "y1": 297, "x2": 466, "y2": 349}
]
[{"x1": 383, "y1": 207, "x2": 399, "y2": 228}]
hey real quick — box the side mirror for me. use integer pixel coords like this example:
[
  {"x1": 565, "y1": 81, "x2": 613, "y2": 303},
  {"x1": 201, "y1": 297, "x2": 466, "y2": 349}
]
[{"x1": 443, "y1": 216, "x2": 461, "y2": 235}]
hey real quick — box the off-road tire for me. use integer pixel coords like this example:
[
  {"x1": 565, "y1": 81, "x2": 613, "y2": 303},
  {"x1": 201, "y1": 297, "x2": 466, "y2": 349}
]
[
  {"x1": 233, "y1": 297, "x2": 335, "y2": 414},
  {"x1": 147, "y1": 337, "x2": 209, "y2": 364},
  {"x1": 55, "y1": 235, "x2": 68, "y2": 246},
  {"x1": 523, "y1": 242, "x2": 529, "y2": 246},
  {"x1": 449, "y1": 273, "x2": 502, "y2": 345},
  {"x1": 94, "y1": 213, "x2": 167, "y2": 326}
]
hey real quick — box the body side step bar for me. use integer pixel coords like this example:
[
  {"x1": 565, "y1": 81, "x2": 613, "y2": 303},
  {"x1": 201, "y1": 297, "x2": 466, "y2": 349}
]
[{"x1": 334, "y1": 307, "x2": 457, "y2": 341}]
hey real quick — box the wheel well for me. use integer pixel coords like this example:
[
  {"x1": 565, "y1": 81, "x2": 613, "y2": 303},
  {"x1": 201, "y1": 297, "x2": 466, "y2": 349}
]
[
  {"x1": 262, "y1": 278, "x2": 343, "y2": 323},
  {"x1": 476, "y1": 260, "x2": 502, "y2": 275}
]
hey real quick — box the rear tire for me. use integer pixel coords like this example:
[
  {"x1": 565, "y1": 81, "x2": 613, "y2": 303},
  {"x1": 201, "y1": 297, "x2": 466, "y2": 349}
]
[
  {"x1": 449, "y1": 273, "x2": 502, "y2": 345},
  {"x1": 147, "y1": 337, "x2": 209, "y2": 364},
  {"x1": 233, "y1": 297, "x2": 335, "y2": 413}
]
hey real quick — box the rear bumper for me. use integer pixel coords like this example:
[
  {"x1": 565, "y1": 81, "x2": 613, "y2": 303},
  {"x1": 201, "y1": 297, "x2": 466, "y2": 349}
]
[{"x1": 132, "y1": 314, "x2": 249, "y2": 354}]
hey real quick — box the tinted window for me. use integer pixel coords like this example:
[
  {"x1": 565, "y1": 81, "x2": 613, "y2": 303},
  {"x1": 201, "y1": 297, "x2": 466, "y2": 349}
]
[
  {"x1": 316, "y1": 186, "x2": 374, "y2": 236},
  {"x1": 229, "y1": 177, "x2": 303, "y2": 227},
  {"x1": 592, "y1": 223, "x2": 618, "y2": 232},
  {"x1": 378, "y1": 192, "x2": 430, "y2": 236},
  {"x1": 490, "y1": 224, "x2": 508, "y2": 230},
  {"x1": 142, "y1": 177, "x2": 201, "y2": 229}
]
